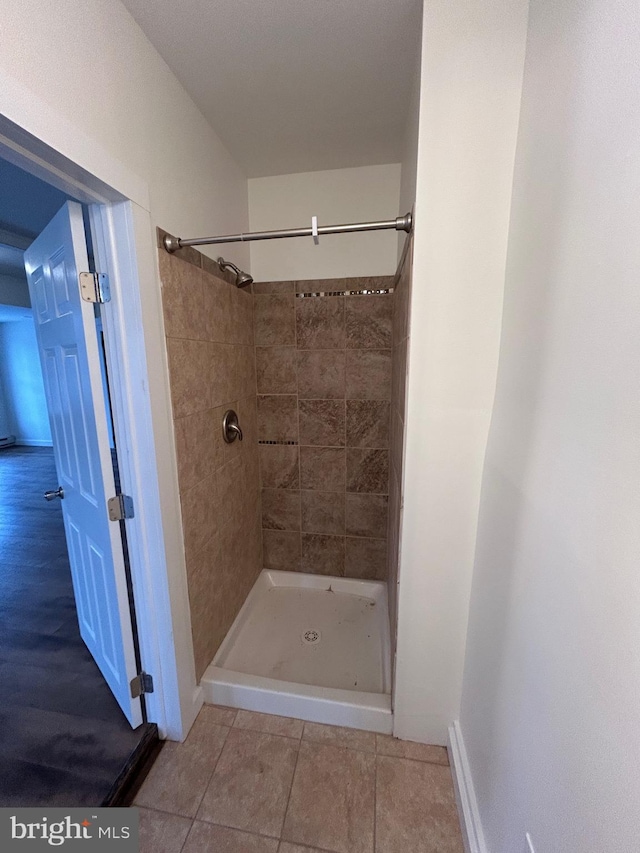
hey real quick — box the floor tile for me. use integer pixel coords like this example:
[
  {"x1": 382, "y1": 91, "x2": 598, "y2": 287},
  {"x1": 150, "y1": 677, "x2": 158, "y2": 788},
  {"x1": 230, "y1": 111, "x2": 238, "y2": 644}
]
[
  {"x1": 302, "y1": 722, "x2": 376, "y2": 753},
  {"x1": 197, "y1": 727, "x2": 299, "y2": 837},
  {"x1": 134, "y1": 719, "x2": 230, "y2": 817},
  {"x1": 279, "y1": 844, "x2": 328, "y2": 853},
  {"x1": 375, "y1": 755, "x2": 464, "y2": 853},
  {"x1": 375, "y1": 734, "x2": 449, "y2": 765},
  {"x1": 183, "y1": 821, "x2": 279, "y2": 853},
  {"x1": 138, "y1": 807, "x2": 192, "y2": 853},
  {"x1": 282, "y1": 741, "x2": 375, "y2": 853},
  {"x1": 200, "y1": 704, "x2": 238, "y2": 727},
  {"x1": 234, "y1": 710, "x2": 304, "y2": 739}
]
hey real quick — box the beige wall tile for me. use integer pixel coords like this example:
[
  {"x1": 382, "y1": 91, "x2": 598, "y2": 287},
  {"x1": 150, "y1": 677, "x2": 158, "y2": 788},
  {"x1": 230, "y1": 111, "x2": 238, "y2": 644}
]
[
  {"x1": 282, "y1": 740, "x2": 375, "y2": 853},
  {"x1": 256, "y1": 347, "x2": 298, "y2": 394},
  {"x1": 257, "y1": 395, "x2": 299, "y2": 442},
  {"x1": 298, "y1": 399, "x2": 345, "y2": 447},
  {"x1": 161, "y1": 256, "x2": 207, "y2": 342},
  {"x1": 295, "y1": 278, "x2": 348, "y2": 293},
  {"x1": 301, "y1": 491, "x2": 345, "y2": 536},
  {"x1": 299, "y1": 447, "x2": 345, "y2": 492},
  {"x1": 253, "y1": 280, "x2": 296, "y2": 294},
  {"x1": 297, "y1": 350, "x2": 345, "y2": 399},
  {"x1": 295, "y1": 296, "x2": 345, "y2": 349},
  {"x1": 254, "y1": 294, "x2": 296, "y2": 346},
  {"x1": 202, "y1": 272, "x2": 233, "y2": 343},
  {"x1": 301, "y1": 533, "x2": 345, "y2": 575},
  {"x1": 346, "y1": 449, "x2": 389, "y2": 494},
  {"x1": 262, "y1": 489, "x2": 301, "y2": 531},
  {"x1": 263, "y1": 529, "x2": 302, "y2": 571},
  {"x1": 345, "y1": 494, "x2": 389, "y2": 539},
  {"x1": 166, "y1": 337, "x2": 213, "y2": 418},
  {"x1": 180, "y1": 474, "x2": 218, "y2": 565},
  {"x1": 345, "y1": 294, "x2": 392, "y2": 348},
  {"x1": 345, "y1": 349, "x2": 392, "y2": 400},
  {"x1": 173, "y1": 410, "x2": 218, "y2": 494},
  {"x1": 346, "y1": 400, "x2": 390, "y2": 448},
  {"x1": 259, "y1": 445, "x2": 300, "y2": 490},
  {"x1": 344, "y1": 537, "x2": 387, "y2": 581}
]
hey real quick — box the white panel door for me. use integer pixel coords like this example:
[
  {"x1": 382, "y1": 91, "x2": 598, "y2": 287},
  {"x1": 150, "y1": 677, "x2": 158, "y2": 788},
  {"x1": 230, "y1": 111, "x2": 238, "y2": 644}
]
[{"x1": 24, "y1": 201, "x2": 142, "y2": 727}]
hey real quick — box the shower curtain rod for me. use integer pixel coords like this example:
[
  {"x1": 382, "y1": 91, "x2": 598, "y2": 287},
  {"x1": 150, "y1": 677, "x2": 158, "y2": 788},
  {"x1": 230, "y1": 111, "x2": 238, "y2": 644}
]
[{"x1": 162, "y1": 212, "x2": 412, "y2": 254}]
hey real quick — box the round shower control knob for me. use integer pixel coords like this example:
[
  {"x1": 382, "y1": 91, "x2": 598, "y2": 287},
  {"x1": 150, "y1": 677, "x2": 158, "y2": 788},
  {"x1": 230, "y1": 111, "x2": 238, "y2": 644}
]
[{"x1": 222, "y1": 410, "x2": 243, "y2": 443}]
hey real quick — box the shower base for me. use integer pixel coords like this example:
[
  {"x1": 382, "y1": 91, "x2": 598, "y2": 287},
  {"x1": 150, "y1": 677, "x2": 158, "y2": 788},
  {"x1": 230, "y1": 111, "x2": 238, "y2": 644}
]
[{"x1": 201, "y1": 569, "x2": 392, "y2": 733}]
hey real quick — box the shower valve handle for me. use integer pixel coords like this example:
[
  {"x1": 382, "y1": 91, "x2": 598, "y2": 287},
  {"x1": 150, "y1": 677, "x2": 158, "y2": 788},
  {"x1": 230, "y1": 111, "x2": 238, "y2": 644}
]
[{"x1": 222, "y1": 410, "x2": 243, "y2": 443}]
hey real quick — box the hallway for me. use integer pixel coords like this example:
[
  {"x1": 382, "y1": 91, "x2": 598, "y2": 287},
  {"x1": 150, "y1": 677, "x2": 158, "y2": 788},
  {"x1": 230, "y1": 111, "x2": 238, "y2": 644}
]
[{"x1": 0, "y1": 445, "x2": 157, "y2": 806}]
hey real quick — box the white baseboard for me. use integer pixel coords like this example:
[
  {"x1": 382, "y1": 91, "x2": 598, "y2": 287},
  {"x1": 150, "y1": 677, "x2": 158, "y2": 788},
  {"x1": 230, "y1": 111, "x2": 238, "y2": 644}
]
[
  {"x1": 15, "y1": 439, "x2": 53, "y2": 447},
  {"x1": 449, "y1": 720, "x2": 488, "y2": 853}
]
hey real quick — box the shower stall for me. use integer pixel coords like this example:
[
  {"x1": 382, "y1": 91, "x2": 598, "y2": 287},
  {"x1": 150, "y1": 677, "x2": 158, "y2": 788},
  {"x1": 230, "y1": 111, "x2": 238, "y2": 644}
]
[{"x1": 158, "y1": 218, "x2": 413, "y2": 732}]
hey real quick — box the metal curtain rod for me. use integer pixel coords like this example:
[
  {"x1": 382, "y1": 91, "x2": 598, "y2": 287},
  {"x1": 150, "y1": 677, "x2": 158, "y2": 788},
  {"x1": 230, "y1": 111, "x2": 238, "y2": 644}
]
[{"x1": 163, "y1": 212, "x2": 412, "y2": 253}]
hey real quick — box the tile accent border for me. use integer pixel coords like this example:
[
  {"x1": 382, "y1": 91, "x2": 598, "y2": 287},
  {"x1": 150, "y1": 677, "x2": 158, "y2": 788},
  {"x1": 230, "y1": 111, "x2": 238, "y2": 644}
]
[{"x1": 296, "y1": 288, "x2": 394, "y2": 298}]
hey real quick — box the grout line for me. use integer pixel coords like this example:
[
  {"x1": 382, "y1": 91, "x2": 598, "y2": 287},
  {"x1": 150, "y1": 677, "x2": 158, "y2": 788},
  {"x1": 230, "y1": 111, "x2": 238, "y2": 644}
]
[
  {"x1": 189, "y1": 814, "x2": 283, "y2": 841},
  {"x1": 373, "y1": 753, "x2": 378, "y2": 853},
  {"x1": 190, "y1": 721, "x2": 233, "y2": 821},
  {"x1": 280, "y1": 729, "x2": 304, "y2": 842}
]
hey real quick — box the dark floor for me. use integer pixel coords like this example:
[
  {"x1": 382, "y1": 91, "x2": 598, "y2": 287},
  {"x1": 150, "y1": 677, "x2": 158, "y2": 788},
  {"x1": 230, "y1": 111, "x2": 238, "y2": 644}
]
[{"x1": 0, "y1": 445, "x2": 156, "y2": 806}]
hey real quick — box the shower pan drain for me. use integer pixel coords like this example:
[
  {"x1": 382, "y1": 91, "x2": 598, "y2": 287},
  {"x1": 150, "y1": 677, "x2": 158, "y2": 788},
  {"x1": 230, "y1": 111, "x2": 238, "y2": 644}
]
[{"x1": 302, "y1": 629, "x2": 321, "y2": 645}]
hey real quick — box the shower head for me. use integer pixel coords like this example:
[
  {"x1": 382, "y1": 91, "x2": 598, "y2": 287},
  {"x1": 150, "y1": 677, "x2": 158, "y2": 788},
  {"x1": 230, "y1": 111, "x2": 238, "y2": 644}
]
[{"x1": 217, "y1": 257, "x2": 253, "y2": 288}]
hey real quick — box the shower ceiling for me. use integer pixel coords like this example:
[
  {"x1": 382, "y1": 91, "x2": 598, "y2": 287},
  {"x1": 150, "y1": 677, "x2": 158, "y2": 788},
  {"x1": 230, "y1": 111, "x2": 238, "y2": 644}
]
[{"x1": 119, "y1": 0, "x2": 422, "y2": 178}]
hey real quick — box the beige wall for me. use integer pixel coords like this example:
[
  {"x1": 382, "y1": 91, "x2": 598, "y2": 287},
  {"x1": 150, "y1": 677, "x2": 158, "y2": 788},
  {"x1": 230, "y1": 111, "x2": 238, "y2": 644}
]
[
  {"x1": 248, "y1": 166, "x2": 401, "y2": 281},
  {"x1": 158, "y1": 238, "x2": 261, "y2": 680},
  {"x1": 460, "y1": 0, "x2": 640, "y2": 850},
  {"x1": 254, "y1": 276, "x2": 394, "y2": 580},
  {"x1": 393, "y1": 0, "x2": 529, "y2": 744},
  {"x1": 0, "y1": 0, "x2": 249, "y2": 269}
]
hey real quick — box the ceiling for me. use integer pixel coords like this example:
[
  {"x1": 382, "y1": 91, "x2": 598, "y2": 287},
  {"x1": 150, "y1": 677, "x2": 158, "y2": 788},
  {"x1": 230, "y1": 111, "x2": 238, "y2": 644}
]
[{"x1": 120, "y1": 0, "x2": 422, "y2": 178}]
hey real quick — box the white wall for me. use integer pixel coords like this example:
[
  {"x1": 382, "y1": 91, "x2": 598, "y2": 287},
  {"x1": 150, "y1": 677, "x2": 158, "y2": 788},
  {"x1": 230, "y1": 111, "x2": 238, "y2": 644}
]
[
  {"x1": 397, "y1": 13, "x2": 422, "y2": 259},
  {"x1": 248, "y1": 164, "x2": 401, "y2": 281},
  {"x1": 459, "y1": 1, "x2": 640, "y2": 851},
  {"x1": 0, "y1": 0, "x2": 251, "y2": 738},
  {"x1": 393, "y1": 0, "x2": 529, "y2": 744},
  {"x1": 0, "y1": 274, "x2": 30, "y2": 308},
  {"x1": 0, "y1": 0, "x2": 249, "y2": 270},
  {"x1": 0, "y1": 319, "x2": 52, "y2": 446}
]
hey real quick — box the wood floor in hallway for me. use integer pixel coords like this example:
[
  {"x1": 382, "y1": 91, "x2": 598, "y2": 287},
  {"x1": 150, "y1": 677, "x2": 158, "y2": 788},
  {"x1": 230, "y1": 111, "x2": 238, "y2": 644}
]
[{"x1": 0, "y1": 445, "x2": 157, "y2": 806}]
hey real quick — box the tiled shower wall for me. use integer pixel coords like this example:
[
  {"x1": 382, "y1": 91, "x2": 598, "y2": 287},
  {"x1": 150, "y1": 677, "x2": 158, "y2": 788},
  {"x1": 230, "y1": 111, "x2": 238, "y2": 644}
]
[
  {"x1": 158, "y1": 232, "x2": 262, "y2": 680},
  {"x1": 254, "y1": 277, "x2": 394, "y2": 580},
  {"x1": 387, "y1": 238, "x2": 413, "y2": 645}
]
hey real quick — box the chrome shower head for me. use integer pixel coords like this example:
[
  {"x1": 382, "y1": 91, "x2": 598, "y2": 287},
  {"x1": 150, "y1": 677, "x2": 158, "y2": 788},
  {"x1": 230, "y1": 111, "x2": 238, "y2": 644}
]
[{"x1": 217, "y1": 257, "x2": 253, "y2": 288}]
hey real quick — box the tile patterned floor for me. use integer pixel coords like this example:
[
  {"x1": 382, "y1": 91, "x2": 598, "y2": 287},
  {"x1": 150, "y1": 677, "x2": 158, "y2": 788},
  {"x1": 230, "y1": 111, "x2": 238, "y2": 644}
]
[{"x1": 135, "y1": 705, "x2": 464, "y2": 853}]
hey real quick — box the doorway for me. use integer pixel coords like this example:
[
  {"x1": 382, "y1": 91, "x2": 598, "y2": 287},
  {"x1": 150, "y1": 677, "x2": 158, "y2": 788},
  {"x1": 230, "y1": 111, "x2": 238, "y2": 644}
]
[{"x1": 0, "y1": 157, "x2": 160, "y2": 805}]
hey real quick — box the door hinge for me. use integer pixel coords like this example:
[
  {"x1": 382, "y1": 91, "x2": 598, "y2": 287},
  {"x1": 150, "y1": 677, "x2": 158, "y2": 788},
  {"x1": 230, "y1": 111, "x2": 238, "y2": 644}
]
[
  {"x1": 79, "y1": 271, "x2": 111, "y2": 303},
  {"x1": 108, "y1": 494, "x2": 135, "y2": 521},
  {"x1": 130, "y1": 672, "x2": 154, "y2": 698}
]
